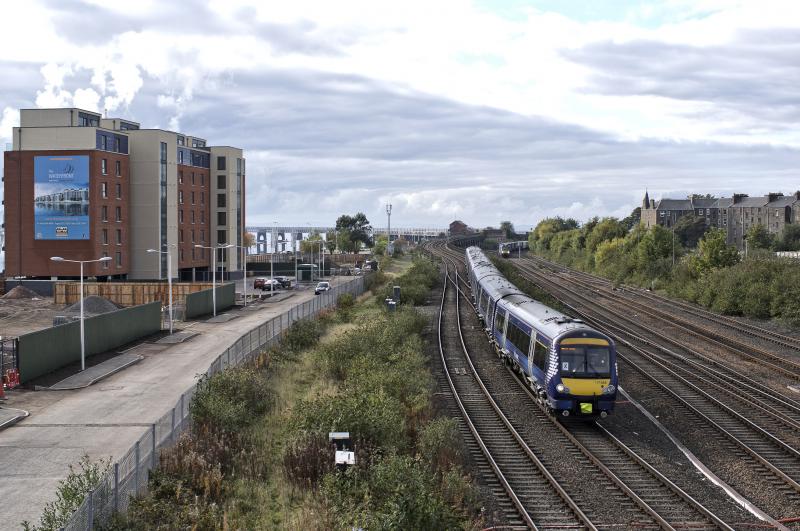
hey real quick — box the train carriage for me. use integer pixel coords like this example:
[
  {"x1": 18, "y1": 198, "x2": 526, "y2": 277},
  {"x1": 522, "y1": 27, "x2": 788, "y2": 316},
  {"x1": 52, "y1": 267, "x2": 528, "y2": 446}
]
[{"x1": 465, "y1": 246, "x2": 618, "y2": 418}]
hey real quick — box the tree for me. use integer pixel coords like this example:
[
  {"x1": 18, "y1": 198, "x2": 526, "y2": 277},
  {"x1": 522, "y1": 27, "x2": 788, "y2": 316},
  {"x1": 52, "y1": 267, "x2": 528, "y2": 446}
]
[
  {"x1": 373, "y1": 235, "x2": 388, "y2": 256},
  {"x1": 776, "y1": 224, "x2": 800, "y2": 251},
  {"x1": 745, "y1": 224, "x2": 774, "y2": 250},
  {"x1": 336, "y1": 213, "x2": 372, "y2": 250},
  {"x1": 621, "y1": 207, "x2": 641, "y2": 230},
  {"x1": 325, "y1": 231, "x2": 337, "y2": 254},
  {"x1": 673, "y1": 214, "x2": 710, "y2": 249},
  {"x1": 529, "y1": 217, "x2": 579, "y2": 251},
  {"x1": 300, "y1": 232, "x2": 322, "y2": 254},
  {"x1": 243, "y1": 231, "x2": 255, "y2": 248},
  {"x1": 585, "y1": 217, "x2": 627, "y2": 253},
  {"x1": 690, "y1": 228, "x2": 739, "y2": 277},
  {"x1": 500, "y1": 221, "x2": 515, "y2": 238},
  {"x1": 636, "y1": 225, "x2": 675, "y2": 271}
]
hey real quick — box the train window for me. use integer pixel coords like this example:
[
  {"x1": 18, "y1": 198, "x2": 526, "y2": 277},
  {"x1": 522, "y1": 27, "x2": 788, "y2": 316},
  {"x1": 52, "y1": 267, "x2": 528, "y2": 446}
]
[
  {"x1": 533, "y1": 341, "x2": 548, "y2": 369},
  {"x1": 506, "y1": 321, "x2": 531, "y2": 358},
  {"x1": 495, "y1": 309, "x2": 506, "y2": 333},
  {"x1": 559, "y1": 346, "x2": 611, "y2": 378}
]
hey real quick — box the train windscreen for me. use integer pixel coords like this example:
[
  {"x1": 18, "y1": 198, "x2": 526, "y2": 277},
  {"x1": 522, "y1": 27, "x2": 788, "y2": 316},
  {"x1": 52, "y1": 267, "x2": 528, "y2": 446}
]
[{"x1": 559, "y1": 345, "x2": 611, "y2": 378}]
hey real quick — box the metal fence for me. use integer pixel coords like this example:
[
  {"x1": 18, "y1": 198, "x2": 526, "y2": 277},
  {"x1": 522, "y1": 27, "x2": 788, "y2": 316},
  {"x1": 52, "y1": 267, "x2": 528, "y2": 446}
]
[{"x1": 62, "y1": 275, "x2": 370, "y2": 530}]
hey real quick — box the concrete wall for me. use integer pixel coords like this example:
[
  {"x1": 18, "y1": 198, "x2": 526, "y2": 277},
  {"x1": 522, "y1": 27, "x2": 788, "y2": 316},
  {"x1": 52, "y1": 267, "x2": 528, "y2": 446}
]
[
  {"x1": 13, "y1": 126, "x2": 97, "y2": 151},
  {"x1": 17, "y1": 301, "x2": 161, "y2": 383}
]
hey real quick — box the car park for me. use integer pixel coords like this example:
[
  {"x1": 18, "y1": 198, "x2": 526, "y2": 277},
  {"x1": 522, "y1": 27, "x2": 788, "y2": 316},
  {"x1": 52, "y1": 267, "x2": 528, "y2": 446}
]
[{"x1": 315, "y1": 281, "x2": 331, "y2": 294}]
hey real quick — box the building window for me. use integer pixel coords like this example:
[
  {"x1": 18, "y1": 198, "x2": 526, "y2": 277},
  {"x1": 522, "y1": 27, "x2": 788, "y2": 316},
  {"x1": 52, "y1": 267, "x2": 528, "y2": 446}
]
[
  {"x1": 191, "y1": 229, "x2": 195, "y2": 243},
  {"x1": 191, "y1": 191, "x2": 195, "y2": 204},
  {"x1": 102, "y1": 206, "x2": 108, "y2": 221},
  {"x1": 102, "y1": 252, "x2": 109, "y2": 268},
  {"x1": 114, "y1": 137, "x2": 120, "y2": 152},
  {"x1": 116, "y1": 183, "x2": 122, "y2": 199},
  {"x1": 115, "y1": 160, "x2": 121, "y2": 176},
  {"x1": 191, "y1": 172, "x2": 195, "y2": 185},
  {"x1": 217, "y1": 157, "x2": 226, "y2": 170},
  {"x1": 218, "y1": 194, "x2": 226, "y2": 207},
  {"x1": 101, "y1": 182, "x2": 108, "y2": 198},
  {"x1": 116, "y1": 229, "x2": 122, "y2": 245},
  {"x1": 200, "y1": 210, "x2": 205, "y2": 223},
  {"x1": 178, "y1": 136, "x2": 185, "y2": 146},
  {"x1": 192, "y1": 247, "x2": 196, "y2": 260},
  {"x1": 217, "y1": 175, "x2": 226, "y2": 189},
  {"x1": 179, "y1": 209, "x2": 184, "y2": 223},
  {"x1": 178, "y1": 150, "x2": 184, "y2": 164},
  {"x1": 101, "y1": 135, "x2": 108, "y2": 150},
  {"x1": 179, "y1": 190, "x2": 183, "y2": 204},
  {"x1": 218, "y1": 212, "x2": 226, "y2": 225},
  {"x1": 101, "y1": 159, "x2": 108, "y2": 175},
  {"x1": 115, "y1": 206, "x2": 122, "y2": 222},
  {"x1": 200, "y1": 229, "x2": 205, "y2": 242},
  {"x1": 218, "y1": 230, "x2": 226, "y2": 244},
  {"x1": 116, "y1": 251, "x2": 122, "y2": 267},
  {"x1": 200, "y1": 192, "x2": 205, "y2": 204},
  {"x1": 191, "y1": 210, "x2": 195, "y2": 224},
  {"x1": 201, "y1": 174, "x2": 205, "y2": 186},
  {"x1": 179, "y1": 171, "x2": 183, "y2": 184},
  {"x1": 180, "y1": 229, "x2": 184, "y2": 242},
  {"x1": 102, "y1": 229, "x2": 108, "y2": 245},
  {"x1": 181, "y1": 248, "x2": 185, "y2": 261}
]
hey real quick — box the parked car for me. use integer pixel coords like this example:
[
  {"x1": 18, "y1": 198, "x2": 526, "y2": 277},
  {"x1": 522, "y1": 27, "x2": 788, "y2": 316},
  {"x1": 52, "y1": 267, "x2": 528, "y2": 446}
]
[
  {"x1": 255, "y1": 277, "x2": 281, "y2": 291},
  {"x1": 314, "y1": 281, "x2": 331, "y2": 295},
  {"x1": 253, "y1": 277, "x2": 268, "y2": 290},
  {"x1": 274, "y1": 276, "x2": 292, "y2": 288}
]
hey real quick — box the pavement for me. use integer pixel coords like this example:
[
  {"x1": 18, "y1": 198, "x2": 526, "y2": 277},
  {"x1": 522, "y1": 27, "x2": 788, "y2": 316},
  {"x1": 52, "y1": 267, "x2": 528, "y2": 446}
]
[
  {"x1": 0, "y1": 276, "x2": 354, "y2": 528},
  {"x1": 44, "y1": 353, "x2": 143, "y2": 391}
]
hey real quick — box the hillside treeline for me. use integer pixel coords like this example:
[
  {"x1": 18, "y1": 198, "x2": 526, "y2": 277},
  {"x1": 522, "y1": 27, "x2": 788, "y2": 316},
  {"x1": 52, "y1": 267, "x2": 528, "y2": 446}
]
[{"x1": 527, "y1": 214, "x2": 800, "y2": 324}]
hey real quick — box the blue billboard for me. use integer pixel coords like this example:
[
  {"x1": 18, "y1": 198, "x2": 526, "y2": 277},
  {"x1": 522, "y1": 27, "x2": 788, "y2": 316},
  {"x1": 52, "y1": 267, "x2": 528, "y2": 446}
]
[{"x1": 34, "y1": 155, "x2": 90, "y2": 240}]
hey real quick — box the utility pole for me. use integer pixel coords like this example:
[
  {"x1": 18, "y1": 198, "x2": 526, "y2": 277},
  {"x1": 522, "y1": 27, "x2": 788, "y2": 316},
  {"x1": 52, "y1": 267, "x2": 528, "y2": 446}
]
[{"x1": 386, "y1": 203, "x2": 392, "y2": 255}]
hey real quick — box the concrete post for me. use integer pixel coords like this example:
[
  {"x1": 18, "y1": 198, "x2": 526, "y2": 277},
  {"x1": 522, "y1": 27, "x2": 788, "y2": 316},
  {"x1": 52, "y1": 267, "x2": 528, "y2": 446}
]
[
  {"x1": 151, "y1": 424, "x2": 156, "y2": 468},
  {"x1": 114, "y1": 462, "x2": 119, "y2": 514},
  {"x1": 134, "y1": 440, "x2": 140, "y2": 494},
  {"x1": 171, "y1": 407, "x2": 175, "y2": 442}
]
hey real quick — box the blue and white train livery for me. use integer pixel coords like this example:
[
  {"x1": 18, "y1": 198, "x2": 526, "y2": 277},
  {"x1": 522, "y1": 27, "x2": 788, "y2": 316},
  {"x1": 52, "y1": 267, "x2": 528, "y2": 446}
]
[{"x1": 465, "y1": 246, "x2": 618, "y2": 418}]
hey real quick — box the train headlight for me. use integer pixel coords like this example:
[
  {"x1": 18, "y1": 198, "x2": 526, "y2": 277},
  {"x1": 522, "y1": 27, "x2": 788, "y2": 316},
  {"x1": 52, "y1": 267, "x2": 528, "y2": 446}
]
[
  {"x1": 556, "y1": 383, "x2": 570, "y2": 394},
  {"x1": 603, "y1": 384, "x2": 616, "y2": 395}
]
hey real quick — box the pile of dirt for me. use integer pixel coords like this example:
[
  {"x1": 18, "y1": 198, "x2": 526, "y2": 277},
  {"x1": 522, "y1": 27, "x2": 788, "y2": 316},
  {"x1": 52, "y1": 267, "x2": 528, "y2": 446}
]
[
  {"x1": 65, "y1": 295, "x2": 121, "y2": 315},
  {"x1": 2, "y1": 286, "x2": 40, "y2": 299}
]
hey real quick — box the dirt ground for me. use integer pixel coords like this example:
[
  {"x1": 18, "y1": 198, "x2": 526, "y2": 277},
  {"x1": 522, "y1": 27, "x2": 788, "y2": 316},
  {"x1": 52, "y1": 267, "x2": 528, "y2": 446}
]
[{"x1": 0, "y1": 297, "x2": 67, "y2": 337}]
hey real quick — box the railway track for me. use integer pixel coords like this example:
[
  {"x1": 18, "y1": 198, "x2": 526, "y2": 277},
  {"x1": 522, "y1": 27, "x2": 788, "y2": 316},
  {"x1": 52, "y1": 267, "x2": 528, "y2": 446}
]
[
  {"x1": 427, "y1": 240, "x2": 733, "y2": 530},
  {"x1": 529, "y1": 256, "x2": 800, "y2": 373},
  {"x1": 506, "y1": 257, "x2": 800, "y2": 522}
]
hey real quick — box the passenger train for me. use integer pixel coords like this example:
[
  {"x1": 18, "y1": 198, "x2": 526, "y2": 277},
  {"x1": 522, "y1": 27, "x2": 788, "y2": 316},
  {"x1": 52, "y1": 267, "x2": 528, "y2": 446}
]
[
  {"x1": 499, "y1": 240, "x2": 529, "y2": 258},
  {"x1": 465, "y1": 246, "x2": 618, "y2": 417}
]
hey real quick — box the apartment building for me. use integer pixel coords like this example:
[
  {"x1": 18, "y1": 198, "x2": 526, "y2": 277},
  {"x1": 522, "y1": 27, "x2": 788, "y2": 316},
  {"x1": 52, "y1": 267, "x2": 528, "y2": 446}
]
[
  {"x1": 3, "y1": 107, "x2": 245, "y2": 280},
  {"x1": 640, "y1": 191, "x2": 800, "y2": 249}
]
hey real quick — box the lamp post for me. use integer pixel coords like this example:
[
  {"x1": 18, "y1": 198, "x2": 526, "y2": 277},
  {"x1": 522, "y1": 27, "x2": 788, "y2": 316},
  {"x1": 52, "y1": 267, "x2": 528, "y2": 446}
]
[
  {"x1": 50, "y1": 255, "x2": 113, "y2": 371},
  {"x1": 195, "y1": 243, "x2": 233, "y2": 316},
  {"x1": 146, "y1": 245, "x2": 176, "y2": 334},
  {"x1": 271, "y1": 221, "x2": 278, "y2": 296}
]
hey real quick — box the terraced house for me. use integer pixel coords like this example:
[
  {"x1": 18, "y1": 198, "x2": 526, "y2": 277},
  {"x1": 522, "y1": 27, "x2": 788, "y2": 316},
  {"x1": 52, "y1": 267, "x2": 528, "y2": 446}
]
[{"x1": 640, "y1": 190, "x2": 800, "y2": 249}]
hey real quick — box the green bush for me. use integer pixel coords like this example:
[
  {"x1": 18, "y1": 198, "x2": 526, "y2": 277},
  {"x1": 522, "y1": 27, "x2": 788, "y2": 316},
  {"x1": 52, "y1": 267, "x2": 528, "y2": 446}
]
[
  {"x1": 377, "y1": 258, "x2": 439, "y2": 306},
  {"x1": 191, "y1": 366, "x2": 275, "y2": 433},
  {"x1": 418, "y1": 417, "x2": 462, "y2": 474},
  {"x1": 285, "y1": 318, "x2": 326, "y2": 352},
  {"x1": 320, "y1": 454, "x2": 467, "y2": 530}
]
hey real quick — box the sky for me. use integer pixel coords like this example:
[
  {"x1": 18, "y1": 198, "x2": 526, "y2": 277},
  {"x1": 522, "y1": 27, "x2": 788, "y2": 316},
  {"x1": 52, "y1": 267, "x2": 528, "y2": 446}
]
[{"x1": 1, "y1": 0, "x2": 799, "y2": 231}]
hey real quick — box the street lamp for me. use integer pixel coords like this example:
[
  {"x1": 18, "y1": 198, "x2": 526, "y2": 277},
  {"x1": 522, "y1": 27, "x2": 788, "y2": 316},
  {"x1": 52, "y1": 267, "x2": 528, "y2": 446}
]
[
  {"x1": 50, "y1": 255, "x2": 113, "y2": 371},
  {"x1": 147, "y1": 245, "x2": 176, "y2": 334},
  {"x1": 195, "y1": 243, "x2": 234, "y2": 317}
]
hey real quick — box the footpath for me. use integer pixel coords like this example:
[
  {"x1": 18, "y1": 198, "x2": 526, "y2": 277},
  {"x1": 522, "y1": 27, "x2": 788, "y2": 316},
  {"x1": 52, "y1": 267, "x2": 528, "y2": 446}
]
[{"x1": 0, "y1": 277, "x2": 354, "y2": 528}]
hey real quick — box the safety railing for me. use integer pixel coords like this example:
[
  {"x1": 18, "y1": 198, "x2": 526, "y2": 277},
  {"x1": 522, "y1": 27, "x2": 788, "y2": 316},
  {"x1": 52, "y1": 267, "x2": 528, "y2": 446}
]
[{"x1": 61, "y1": 275, "x2": 370, "y2": 530}]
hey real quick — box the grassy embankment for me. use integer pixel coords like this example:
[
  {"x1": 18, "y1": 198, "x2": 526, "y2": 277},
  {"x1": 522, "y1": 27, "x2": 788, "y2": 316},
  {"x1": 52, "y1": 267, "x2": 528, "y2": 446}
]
[{"x1": 103, "y1": 254, "x2": 483, "y2": 530}]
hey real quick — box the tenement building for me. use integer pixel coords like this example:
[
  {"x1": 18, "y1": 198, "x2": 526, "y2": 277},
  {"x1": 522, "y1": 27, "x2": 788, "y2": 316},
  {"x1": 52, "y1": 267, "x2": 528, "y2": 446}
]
[
  {"x1": 3, "y1": 107, "x2": 245, "y2": 280},
  {"x1": 640, "y1": 191, "x2": 800, "y2": 249}
]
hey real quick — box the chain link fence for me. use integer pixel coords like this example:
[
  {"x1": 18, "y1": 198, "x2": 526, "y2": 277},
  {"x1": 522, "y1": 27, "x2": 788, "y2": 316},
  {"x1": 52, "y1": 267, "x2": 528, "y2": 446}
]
[{"x1": 61, "y1": 275, "x2": 371, "y2": 530}]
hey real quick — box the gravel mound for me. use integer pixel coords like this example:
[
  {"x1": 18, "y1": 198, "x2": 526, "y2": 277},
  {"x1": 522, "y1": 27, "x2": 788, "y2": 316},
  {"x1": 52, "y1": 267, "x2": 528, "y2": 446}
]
[
  {"x1": 2, "y1": 286, "x2": 39, "y2": 299},
  {"x1": 65, "y1": 295, "x2": 121, "y2": 315}
]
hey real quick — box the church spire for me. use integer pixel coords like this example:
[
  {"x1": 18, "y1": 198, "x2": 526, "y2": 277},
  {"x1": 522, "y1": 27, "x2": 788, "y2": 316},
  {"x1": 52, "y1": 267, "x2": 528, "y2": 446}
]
[{"x1": 643, "y1": 189, "x2": 650, "y2": 209}]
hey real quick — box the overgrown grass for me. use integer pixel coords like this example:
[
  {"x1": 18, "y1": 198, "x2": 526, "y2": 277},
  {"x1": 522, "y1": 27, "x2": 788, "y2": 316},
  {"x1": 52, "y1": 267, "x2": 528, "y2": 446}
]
[
  {"x1": 106, "y1": 261, "x2": 482, "y2": 530},
  {"x1": 377, "y1": 256, "x2": 440, "y2": 306}
]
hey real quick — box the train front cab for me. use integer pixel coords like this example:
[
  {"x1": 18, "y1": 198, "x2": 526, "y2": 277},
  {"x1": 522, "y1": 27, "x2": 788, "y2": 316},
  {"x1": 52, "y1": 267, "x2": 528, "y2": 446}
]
[{"x1": 548, "y1": 334, "x2": 617, "y2": 418}]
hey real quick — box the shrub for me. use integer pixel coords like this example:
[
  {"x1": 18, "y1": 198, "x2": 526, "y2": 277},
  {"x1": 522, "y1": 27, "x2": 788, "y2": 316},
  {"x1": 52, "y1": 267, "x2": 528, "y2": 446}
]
[
  {"x1": 418, "y1": 417, "x2": 462, "y2": 474},
  {"x1": 22, "y1": 455, "x2": 110, "y2": 531},
  {"x1": 191, "y1": 366, "x2": 275, "y2": 433},
  {"x1": 285, "y1": 318, "x2": 325, "y2": 352},
  {"x1": 283, "y1": 432, "x2": 335, "y2": 488}
]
